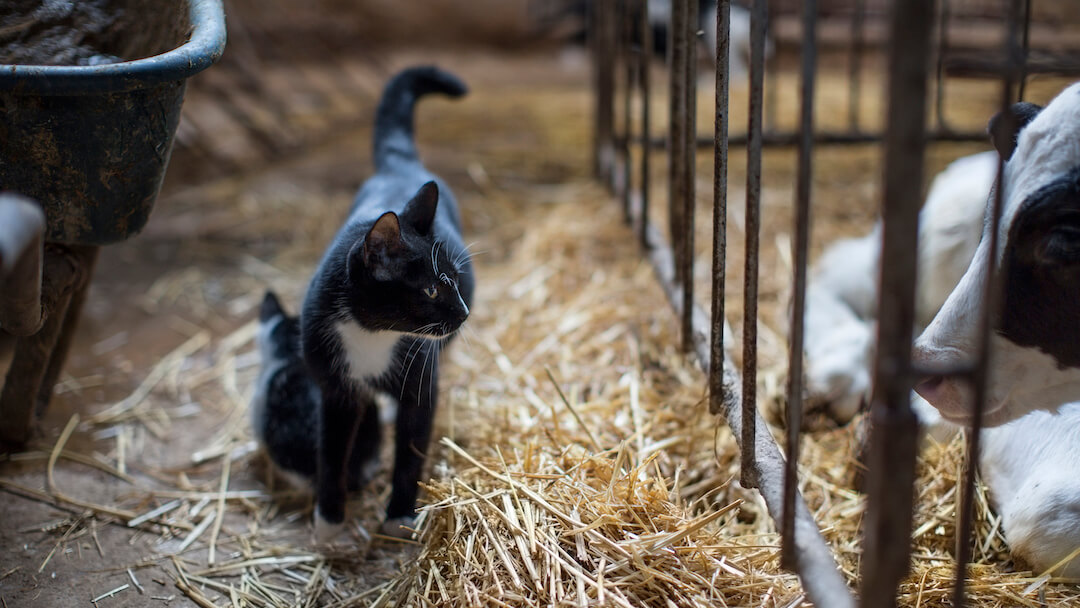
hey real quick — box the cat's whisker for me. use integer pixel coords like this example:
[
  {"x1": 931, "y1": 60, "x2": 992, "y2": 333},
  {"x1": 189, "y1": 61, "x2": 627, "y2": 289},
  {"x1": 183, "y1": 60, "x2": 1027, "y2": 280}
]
[
  {"x1": 431, "y1": 240, "x2": 444, "y2": 277},
  {"x1": 399, "y1": 337, "x2": 430, "y2": 399},
  {"x1": 418, "y1": 339, "x2": 433, "y2": 405},
  {"x1": 456, "y1": 324, "x2": 475, "y2": 350},
  {"x1": 428, "y1": 340, "x2": 444, "y2": 406}
]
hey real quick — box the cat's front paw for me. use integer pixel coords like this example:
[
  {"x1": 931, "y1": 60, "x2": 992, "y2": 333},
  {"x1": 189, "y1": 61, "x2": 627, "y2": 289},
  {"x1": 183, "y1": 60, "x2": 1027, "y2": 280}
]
[
  {"x1": 379, "y1": 516, "x2": 417, "y2": 539},
  {"x1": 313, "y1": 508, "x2": 346, "y2": 545}
]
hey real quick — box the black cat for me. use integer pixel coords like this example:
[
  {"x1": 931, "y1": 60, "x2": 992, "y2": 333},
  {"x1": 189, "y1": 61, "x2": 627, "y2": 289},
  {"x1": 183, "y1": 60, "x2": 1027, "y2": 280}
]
[{"x1": 295, "y1": 66, "x2": 473, "y2": 540}]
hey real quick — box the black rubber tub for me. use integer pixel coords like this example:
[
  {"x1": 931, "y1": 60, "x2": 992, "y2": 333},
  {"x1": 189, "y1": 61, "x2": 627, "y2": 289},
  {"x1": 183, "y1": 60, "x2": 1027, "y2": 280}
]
[{"x1": 0, "y1": 0, "x2": 227, "y2": 245}]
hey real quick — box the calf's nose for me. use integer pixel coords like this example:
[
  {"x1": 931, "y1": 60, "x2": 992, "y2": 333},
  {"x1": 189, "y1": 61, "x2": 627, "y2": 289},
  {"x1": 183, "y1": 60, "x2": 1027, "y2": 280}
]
[{"x1": 913, "y1": 375, "x2": 945, "y2": 405}]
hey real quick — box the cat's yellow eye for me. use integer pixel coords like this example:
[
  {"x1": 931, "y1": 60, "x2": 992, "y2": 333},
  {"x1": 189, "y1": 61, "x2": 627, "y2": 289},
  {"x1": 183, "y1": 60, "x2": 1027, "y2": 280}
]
[{"x1": 424, "y1": 285, "x2": 438, "y2": 299}]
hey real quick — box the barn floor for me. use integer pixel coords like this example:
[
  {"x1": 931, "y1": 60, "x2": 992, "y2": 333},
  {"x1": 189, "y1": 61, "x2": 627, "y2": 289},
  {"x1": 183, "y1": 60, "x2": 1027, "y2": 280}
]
[{"x1": 2, "y1": 42, "x2": 1079, "y2": 607}]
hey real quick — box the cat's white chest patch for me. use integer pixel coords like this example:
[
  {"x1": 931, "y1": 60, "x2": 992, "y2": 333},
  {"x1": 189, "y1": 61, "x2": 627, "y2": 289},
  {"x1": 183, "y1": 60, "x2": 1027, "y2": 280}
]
[{"x1": 336, "y1": 322, "x2": 400, "y2": 383}]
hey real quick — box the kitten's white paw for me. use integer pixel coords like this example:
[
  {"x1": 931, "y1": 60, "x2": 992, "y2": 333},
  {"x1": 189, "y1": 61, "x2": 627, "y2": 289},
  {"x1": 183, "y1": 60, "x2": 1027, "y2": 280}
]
[
  {"x1": 314, "y1": 510, "x2": 346, "y2": 545},
  {"x1": 379, "y1": 516, "x2": 417, "y2": 539}
]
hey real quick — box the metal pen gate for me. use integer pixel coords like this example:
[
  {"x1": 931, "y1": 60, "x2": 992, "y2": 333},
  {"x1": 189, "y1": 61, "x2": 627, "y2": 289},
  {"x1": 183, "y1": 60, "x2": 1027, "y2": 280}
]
[{"x1": 587, "y1": 0, "x2": 1075, "y2": 605}]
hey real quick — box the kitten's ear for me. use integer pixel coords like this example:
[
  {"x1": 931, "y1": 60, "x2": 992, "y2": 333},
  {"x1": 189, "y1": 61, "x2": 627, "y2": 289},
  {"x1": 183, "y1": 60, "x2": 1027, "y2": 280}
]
[
  {"x1": 260, "y1": 291, "x2": 286, "y2": 322},
  {"x1": 353, "y1": 212, "x2": 403, "y2": 282},
  {"x1": 988, "y1": 101, "x2": 1042, "y2": 161},
  {"x1": 401, "y1": 181, "x2": 439, "y2": 235}
]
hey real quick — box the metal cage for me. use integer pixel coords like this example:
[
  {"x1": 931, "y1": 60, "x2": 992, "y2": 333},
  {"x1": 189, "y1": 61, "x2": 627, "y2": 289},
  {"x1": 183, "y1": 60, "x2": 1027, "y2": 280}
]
[{"x1": 588, "y1": 0, "x2": 1079, "y2": 604}]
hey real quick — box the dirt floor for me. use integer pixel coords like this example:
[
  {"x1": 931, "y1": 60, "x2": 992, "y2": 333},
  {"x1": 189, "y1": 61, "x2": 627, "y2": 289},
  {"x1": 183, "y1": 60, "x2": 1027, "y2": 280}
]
[{"x1": 3, "y1": 32, "x2": 1080, "y2": 608}]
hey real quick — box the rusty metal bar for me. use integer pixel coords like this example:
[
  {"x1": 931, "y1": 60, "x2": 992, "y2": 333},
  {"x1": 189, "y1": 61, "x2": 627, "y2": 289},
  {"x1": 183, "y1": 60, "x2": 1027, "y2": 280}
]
[
  {"x1": 953, "y1": 1, "x2": 1022, "y2": 603},
  {"x1": 668, "y1": 0, "x2": 689, "y2": 285},
  {"x1": 781, "y1": 0, "x2": 817, "y2": 572},
  {"x1": 944, "y1": 54, "x2": 1080, "y2": 77},
  {"x1": 1016, "y1": 0, "x2": 1031, "y2": 100},
  {"x1": 639, "y1": 0, "x2": 652, "y2": 249},
  {"x1": 710, "y1": 0, "x2": 732, "y2": 437},
  {"x1": 764, "y1": 0, "x2": 778, "y2": 134},
  {"x1": 859, "y1": 0, "x2": 936, "y2": 605},
  {"x1": 738, "y1": 0, "x2": 768, "y2": 490},
  {"x1": 630, "y1": 127, "x2": 990, "y2": 149},
  {"x1": 848, "y1": 0, "x2": 866, "y2": 132},
  {"x1": 620, "y1": 0, "x2": 634, "y2": 222},
  {"x1": 0, "y1": 194, "x2": 46, "y2": 337},
  {"x1": 592, "y1": 0, "x2": 617, "y2": 182},
  {"x1": 678, "y1": 0, "x2": 697, "y2": 355},
  {"x1": 934, "y1": 0, "x2": 951, "y2": 132}
]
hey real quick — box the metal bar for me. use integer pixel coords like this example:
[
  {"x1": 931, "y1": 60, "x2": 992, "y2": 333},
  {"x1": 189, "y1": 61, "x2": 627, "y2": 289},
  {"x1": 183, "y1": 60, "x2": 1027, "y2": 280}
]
[
  {"x1": 848, "y1": 0, "x2": 866, "y2": 132},
  {"x1": 944, "y1": 54, "x2": 1080, "y2": 77},
  {"x1": 679, "y1": 0, "x2": 697, "y2": 355},
  {"x1": 781, "y1": 0, "x2": 817, "y2": 573},
  {"x1": 593, "y1": 0, "x2": 617, "y2": 182},
  {"x1": 953, "y1": 1, "x2": 1021, "y2": 603},
  {"x1": 859, "y1": 0, "x2": 936, "y2": 605},
  {"x1": 621, "y1": 0, "x2": 634, "y2": 222},
  {"x1": 628, "y1": 127, "x2": 990, "y2": 149},
  {"x1": 669, "y1": 0, "x2": 689, "y2": 284},
  {"x1": 764, "y1": 0, "x2": 778, "y2": 134},
  {"x1": 639, "y1": 0, "x2": 652, "y2": 249},
  {"x1": 0, "y1": 194, "x2": 46, "y2": 337},
  {"x1": 738, "y1": 0, "x2": 768, "y2": 490},
  {"x1": 710, "y1": 0, "x2": 731, "y2": 430},
  {"x1": 934, "y1": 0, "x2": 951, "y2": 132},
  {"x1": 1016, "y1": 0, "x2": 1031, "y2": 100}
]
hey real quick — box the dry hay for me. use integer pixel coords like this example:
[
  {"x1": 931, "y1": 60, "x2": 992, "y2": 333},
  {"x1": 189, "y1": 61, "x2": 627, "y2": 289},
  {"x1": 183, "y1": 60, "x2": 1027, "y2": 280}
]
[{"x1": 4, "y1": 60, "x2": 1080, "y2": 608}]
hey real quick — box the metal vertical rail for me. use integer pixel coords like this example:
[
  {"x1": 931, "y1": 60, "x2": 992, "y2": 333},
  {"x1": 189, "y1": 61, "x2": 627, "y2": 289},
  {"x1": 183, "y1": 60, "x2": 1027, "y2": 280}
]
[
  {"x1": 1016, "y1": 0, "x2": 1032, "y2": 101},
  {"x1": 593, "y1": 0, "x2": 617, "y2": 182},
  {"x1": 953, "y1": 3, "x2": 1022, "y2": 603},
  {"x1": 668, "y1": 0, "x2": 688, "y2": 283},
  {"x1": 847, "y1": 0, "x2": 866, "y2": 132},
  {"x1": 739, "y1": 0, "x2": 768, "y2": 490},
  {"x1": 679, "y1": 0, "x2": 697, "y2": 355},
  {"x1": 764, "y1": 0, "x2": 778, "y2": 135},
  {"x1": 859, "y1": 0, "x2": 936, "y2": 605},
  {"x1": 781, "y1": 0, "x2": 817, "y2": 572},
  {"x1": 639, "y1": 0, "x2": 652, "y2": 249},
  {"x1": 711, "y1": 0, "x2": 732, "y2": 466},
  {"x1": 621, "y1": 0, "x2": 634, "y2": 222},
  {"x1": 934, "y1": 0, "x2": 951, "y2": 133}
]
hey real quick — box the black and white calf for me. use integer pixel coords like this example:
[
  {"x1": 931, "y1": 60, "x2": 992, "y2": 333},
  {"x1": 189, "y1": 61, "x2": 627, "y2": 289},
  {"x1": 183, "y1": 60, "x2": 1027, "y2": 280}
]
[
  {"x1": 802, "y1": 82, "x2": 1080, "y2": 575},
  {"x1": 913, "y1": 86, "x2": 1080, "y2": 426},
  {"x1": 803, "y1": 151, "x2": 997, "y2": 423}
]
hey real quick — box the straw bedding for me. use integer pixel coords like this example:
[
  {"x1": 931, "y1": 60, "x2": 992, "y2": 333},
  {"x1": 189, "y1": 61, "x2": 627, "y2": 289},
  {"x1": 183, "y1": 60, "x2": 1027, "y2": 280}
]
[{"x1": 2, "y1": 59, "x2": 1080, "y2": 607}]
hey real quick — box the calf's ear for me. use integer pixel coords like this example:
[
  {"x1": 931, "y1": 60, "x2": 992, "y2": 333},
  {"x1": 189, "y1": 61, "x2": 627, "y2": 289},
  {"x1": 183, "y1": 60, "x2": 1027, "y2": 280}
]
[{"x1": 988, "y1": 102, "x2": 1043, "y2": 161}]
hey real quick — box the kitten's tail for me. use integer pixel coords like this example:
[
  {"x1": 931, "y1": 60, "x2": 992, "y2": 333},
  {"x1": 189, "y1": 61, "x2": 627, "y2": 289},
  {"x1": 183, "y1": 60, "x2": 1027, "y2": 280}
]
[{"x1": 373, "y1": 66, "x2": 468, "y2": 172}]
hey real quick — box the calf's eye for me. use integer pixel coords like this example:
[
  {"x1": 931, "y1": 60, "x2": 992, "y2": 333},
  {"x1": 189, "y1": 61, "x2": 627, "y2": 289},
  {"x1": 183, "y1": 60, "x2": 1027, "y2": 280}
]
[
  {"x1": 424, "y1": 285, "x2": 438, "y2": 299},
  {"x1": 1037, "y1": 227, "x2": 1080, "y2": 265}
]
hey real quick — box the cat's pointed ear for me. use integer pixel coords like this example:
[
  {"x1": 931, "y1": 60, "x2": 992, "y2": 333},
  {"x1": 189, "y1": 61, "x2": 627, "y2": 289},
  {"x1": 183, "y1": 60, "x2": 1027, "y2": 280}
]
[
  {"x1": 260, "y1": 291, "x2": 286, "y2": 322},
  {"x1": 402, "y1": 181, "x2": 439, "y2": 235},
  {"x1": 353, "y1": 212, "x2": 403, "y2": 282}
]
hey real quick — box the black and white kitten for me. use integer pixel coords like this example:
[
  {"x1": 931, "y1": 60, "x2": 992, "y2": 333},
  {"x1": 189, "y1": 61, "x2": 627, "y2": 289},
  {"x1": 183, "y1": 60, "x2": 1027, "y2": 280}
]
[
  {"x1": 252, "y1": 291, "x2": 386, "y2": 492},
  {"x1": 299, "y1": 66, "x2": 473, "y2": 541}
]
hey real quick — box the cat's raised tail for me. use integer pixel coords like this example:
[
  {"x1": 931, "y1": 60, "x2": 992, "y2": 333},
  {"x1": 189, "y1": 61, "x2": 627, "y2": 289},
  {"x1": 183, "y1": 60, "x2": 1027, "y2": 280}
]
[{"x1": 373, "y1": 66, "x2": 468, "y2": 172}]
